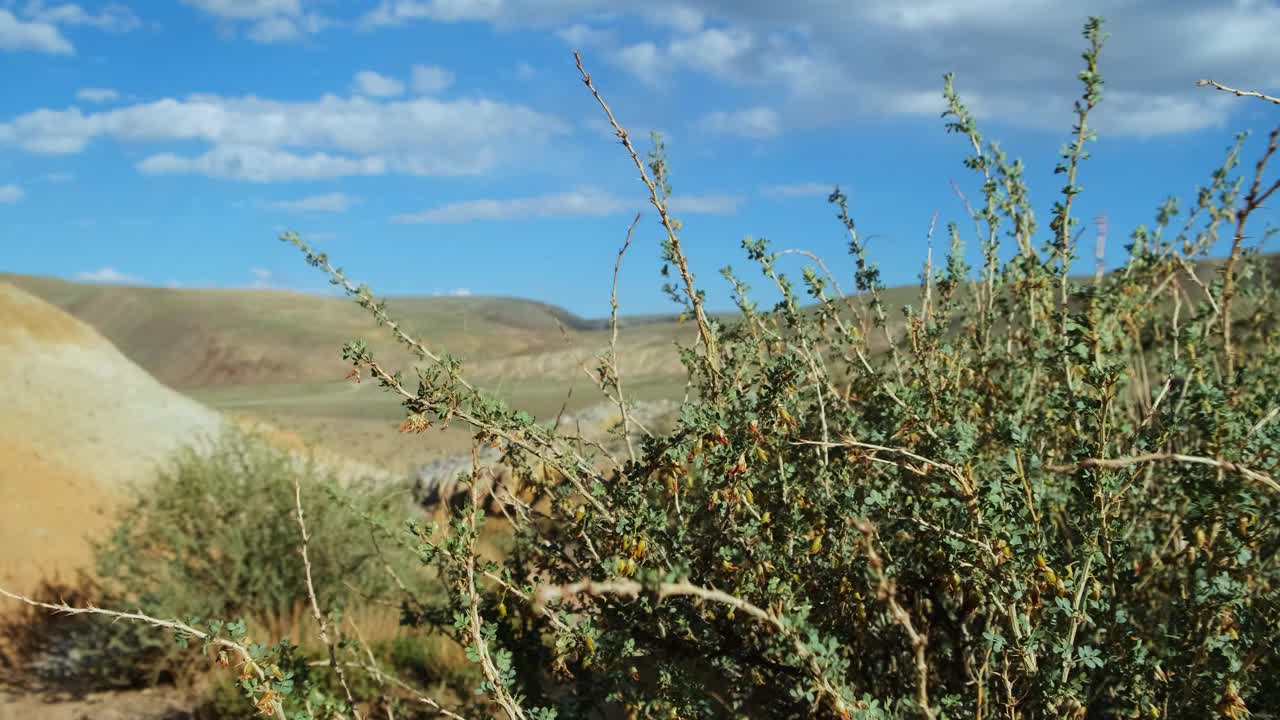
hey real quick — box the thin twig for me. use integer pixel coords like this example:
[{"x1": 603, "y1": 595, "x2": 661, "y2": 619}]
[
  {"x1": 574, "y1": 51, "x2": 722, "y2": 375},
  {"x1": 1196, "y1": 79, "x2": 1280, "y2": 106},
  {"x1": 463, "y1": 445, "x2": 528, "y2": 720},
  {"x1": 347, "y1": 616, "x2": 394, "y2": 720},
  {"x1": 609, "y1": 212, "x2": 642, "y2": 463},
  {"x1": 532, "y1": 577, "x2": 855, "y2": 718},
  {"x1": 855, "y1": 521, "x2": 936, "y2": 720},
  {"x1": 294, "y1": 476, "x2": 362, "y2": 718},
  {"x1": 0, "y1": 587, "x2": 288, "y2": 720},
  {"x1": 1047, "y1": 453, "x2": 1279, "y2": 493},
  {"x1": 1220, "y1": 125, "x2": 1280, "y2": 376},
  {"x1": 311, "y1": 660, "x2": 472, "y2": 720}
]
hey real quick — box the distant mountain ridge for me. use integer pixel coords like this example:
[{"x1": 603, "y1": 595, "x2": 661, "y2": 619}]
[
  {"x1": 4, "y1": 252, "x2": 1274, "y2": 389},
  {"x1": 0, "y1": 272, "x2": 691, "y2": 388}
]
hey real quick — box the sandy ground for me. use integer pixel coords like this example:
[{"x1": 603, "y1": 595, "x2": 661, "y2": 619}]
[
  {"x1": 0, "y1": 436, "x2": 118, "y2": 597},
  {"x1": 0, "y1": 282, "x2": 231, "y2": 598},
  {"x1": 0, "y1": 686, "x2": 200, "y2": 720}
]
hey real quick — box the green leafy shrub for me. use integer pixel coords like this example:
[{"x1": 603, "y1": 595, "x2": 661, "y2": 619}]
[
  {"x1": 94, "y1": 429, "x2": 417, "y2": 625},
  {"x1": 264, "y1": 18, "x2": 1280, "y2": 719},
  {"x1": 9, "y1": 429, "x2": 424, "y2": 692},
  {"x1": 11, "y1": 15, "x2": 1278, "y2": 720}
]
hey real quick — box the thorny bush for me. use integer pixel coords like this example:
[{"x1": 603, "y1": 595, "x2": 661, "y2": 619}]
[{"x1": 9, "y1": 16, "x2": 1280, "y2": 720}]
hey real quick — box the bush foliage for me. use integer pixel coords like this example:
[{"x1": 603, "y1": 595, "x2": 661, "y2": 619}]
[
  {"x1": 3, "y1": 430, "x2": 423, "y2": 692},
  {"x1": 94, "y1": 430, "x2": 416, "y2": 626},
  {"x1": 9, "y1": 15, "x2": 1279, "y2": 720}
]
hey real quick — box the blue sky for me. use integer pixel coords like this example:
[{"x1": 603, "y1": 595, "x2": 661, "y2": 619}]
[{"x1": 1, "y1": 1, "x2": 1278, "y2": 318}]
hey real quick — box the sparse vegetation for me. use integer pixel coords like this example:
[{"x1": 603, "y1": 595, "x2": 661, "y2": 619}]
[
  {"x1": 3, "y1": 430, "x2": 427, "y2": 696},
  {"x1": 5, "y1": 15, "x2": 1280, "y2": 720}
]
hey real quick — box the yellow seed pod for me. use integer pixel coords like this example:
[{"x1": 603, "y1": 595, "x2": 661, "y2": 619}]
[
  {"x1": 1194, "y1": 527, "x2": 1207, "y2": 549},
  {"x1": 1043, "y1": 568, "x2": 1058, "y2": 585},
  {"x1": 1035, "y1": 554, "x2": 1048, "y2": 570},
  {"x1": 584, "y1": 636, "x2": 596, "y2": 654},
  {"x1": 755, "y1": 446, "x2": 769, "y2": 462},
  {"x1": 635, "y1": 538, "x2": 647, "y2": 557},
  {"x1": 744, "y1": 488, "x2": 754, "y2": 505},
  {"x1": 498, "y1": 601, "x2": 507, "y2": 618},
  {"x1": 574, "y1": 506, "x2": 585, "y2": 523},
  {"x1": 808, "y1": 535, "x2": 824, "y2": 556},
  {"x1": 761, "y1": 511, "x2": 771, "y2": 525}
]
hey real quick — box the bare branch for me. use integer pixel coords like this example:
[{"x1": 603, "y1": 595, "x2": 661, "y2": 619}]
[
  {"x1": 0, "y1": 587, "x2": 288, "y2": 720},
  {"x1": 533, "y1": 577, "x2": 855, "y2": 718},
  {"x1": 1196, "y1": 79, "x2": 1280, "y2": 106},
  {"x1": 1047, "y1": 453, "x2": 1279, "y2": 493},
  {"x1": 855, "y1": 521, "x2": 936, "y2": 720},
  {"x1": 294, "y1": 476, "x2": 362, "y2": 718},
  {"x1": 573, "y1": 51, "x2": 722, "y2": 376},
  {"x1": 609, "y1": 213, "x2": 642, "y2": 463}
]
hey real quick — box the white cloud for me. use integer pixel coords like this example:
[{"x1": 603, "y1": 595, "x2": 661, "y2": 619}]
[
  {"x1": 392, "y1": 186, "x2": 741, "y2": 224},
  {"x1": 359, "y1": 0, "x2": 503, "y2": 29},
  {"x1": 0, "y1": 184, "x2": 23, "y2": 203},
  {"x1": 667, "y1": 193, "x2": 742, "y2": 215},
  {"x1": 643, "y1": 4, "x2": 704, "y2": 34},
  {"x1": 612, "y1": 42, "x2": 663, "y2": 86},
  {"x1": 266, "y1": 192, "x2": 358, "y2": 213},
  {"x1": 434, "y1": 287, "x2": 472, "y2": 297},
  {"x1": 411, "y1": 64, "x2": 454, "y2": 94},
  {"x1": 23, "y1": 2, "x2": 141, "y2": 32},
  {"x1": 515, "y1": 61, "x2": 537, "y2": 79},
  {"x1": 249, "y1": 267, "x2": 273, "y2": 288},
  {"x1": 697, "y1": 106, "x2": 780, "y2": 139},
  {"x1": 392, "y1": 186, "x2": 629, "y2": 224},
  {"x1": 245, "y1": 15, "x2": 296, "y2": 41},
  {"x1": 555, "y1": 22, "x2": 613, "y2": 48},
  {"x1": 0, "y1": 9, "x2": 73, "y2": 53},
  {"x1": 2, "y1": 93, "x2": 572, "y2": 181},
  {"x1": 367, "y1": 0, "x2": 1280, "y2": 138},
  {"x1": 759, "y1": 182, "x2": 832, "y2": 199},
  {"x1": 77, "y1": 267, "x2": 141, "y2": 284},
  {"x1": 137, "y1": 145, "x2": 387, "y2": 182},
  {"x1": 35, "y1": 170, "x2": 74, "y2": 182},
  {"x1": 353, "y1": 70, "x2": 405, "y2": 98},
  {"x1": 76, "y1": 87, "x2": 119, "y2": 103},
  {"x1": 180, "y1": 0, "x2": 300, "y2": 20},
  {"x1": 180, "y1": 0, "x2": 330, "y2": 44}
]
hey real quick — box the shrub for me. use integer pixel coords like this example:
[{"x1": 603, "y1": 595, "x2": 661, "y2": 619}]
[
  {"x1": 94, "y1": 429, "x2": 418, "y2": 626},
  {"x1": 7, "y1": 15, "x2": 1279, "y2": 720},
  {"x1": 6, "y1": 429, "x2": 425, "y2": 691}
]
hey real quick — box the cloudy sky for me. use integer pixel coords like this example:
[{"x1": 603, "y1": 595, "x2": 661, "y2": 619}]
[{"x1": 2, "y1": 0, "x2": 1277, "y2": 316}]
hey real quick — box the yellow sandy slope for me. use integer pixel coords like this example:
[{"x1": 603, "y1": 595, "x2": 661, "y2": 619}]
[{"x1": 0, "y1": 282, "x2": 228, "y2": 595}]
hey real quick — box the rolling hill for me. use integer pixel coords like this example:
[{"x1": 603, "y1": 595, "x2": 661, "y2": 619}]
[{"x1": 0, "y1": 272, "x2": 694, "y2": 389}]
